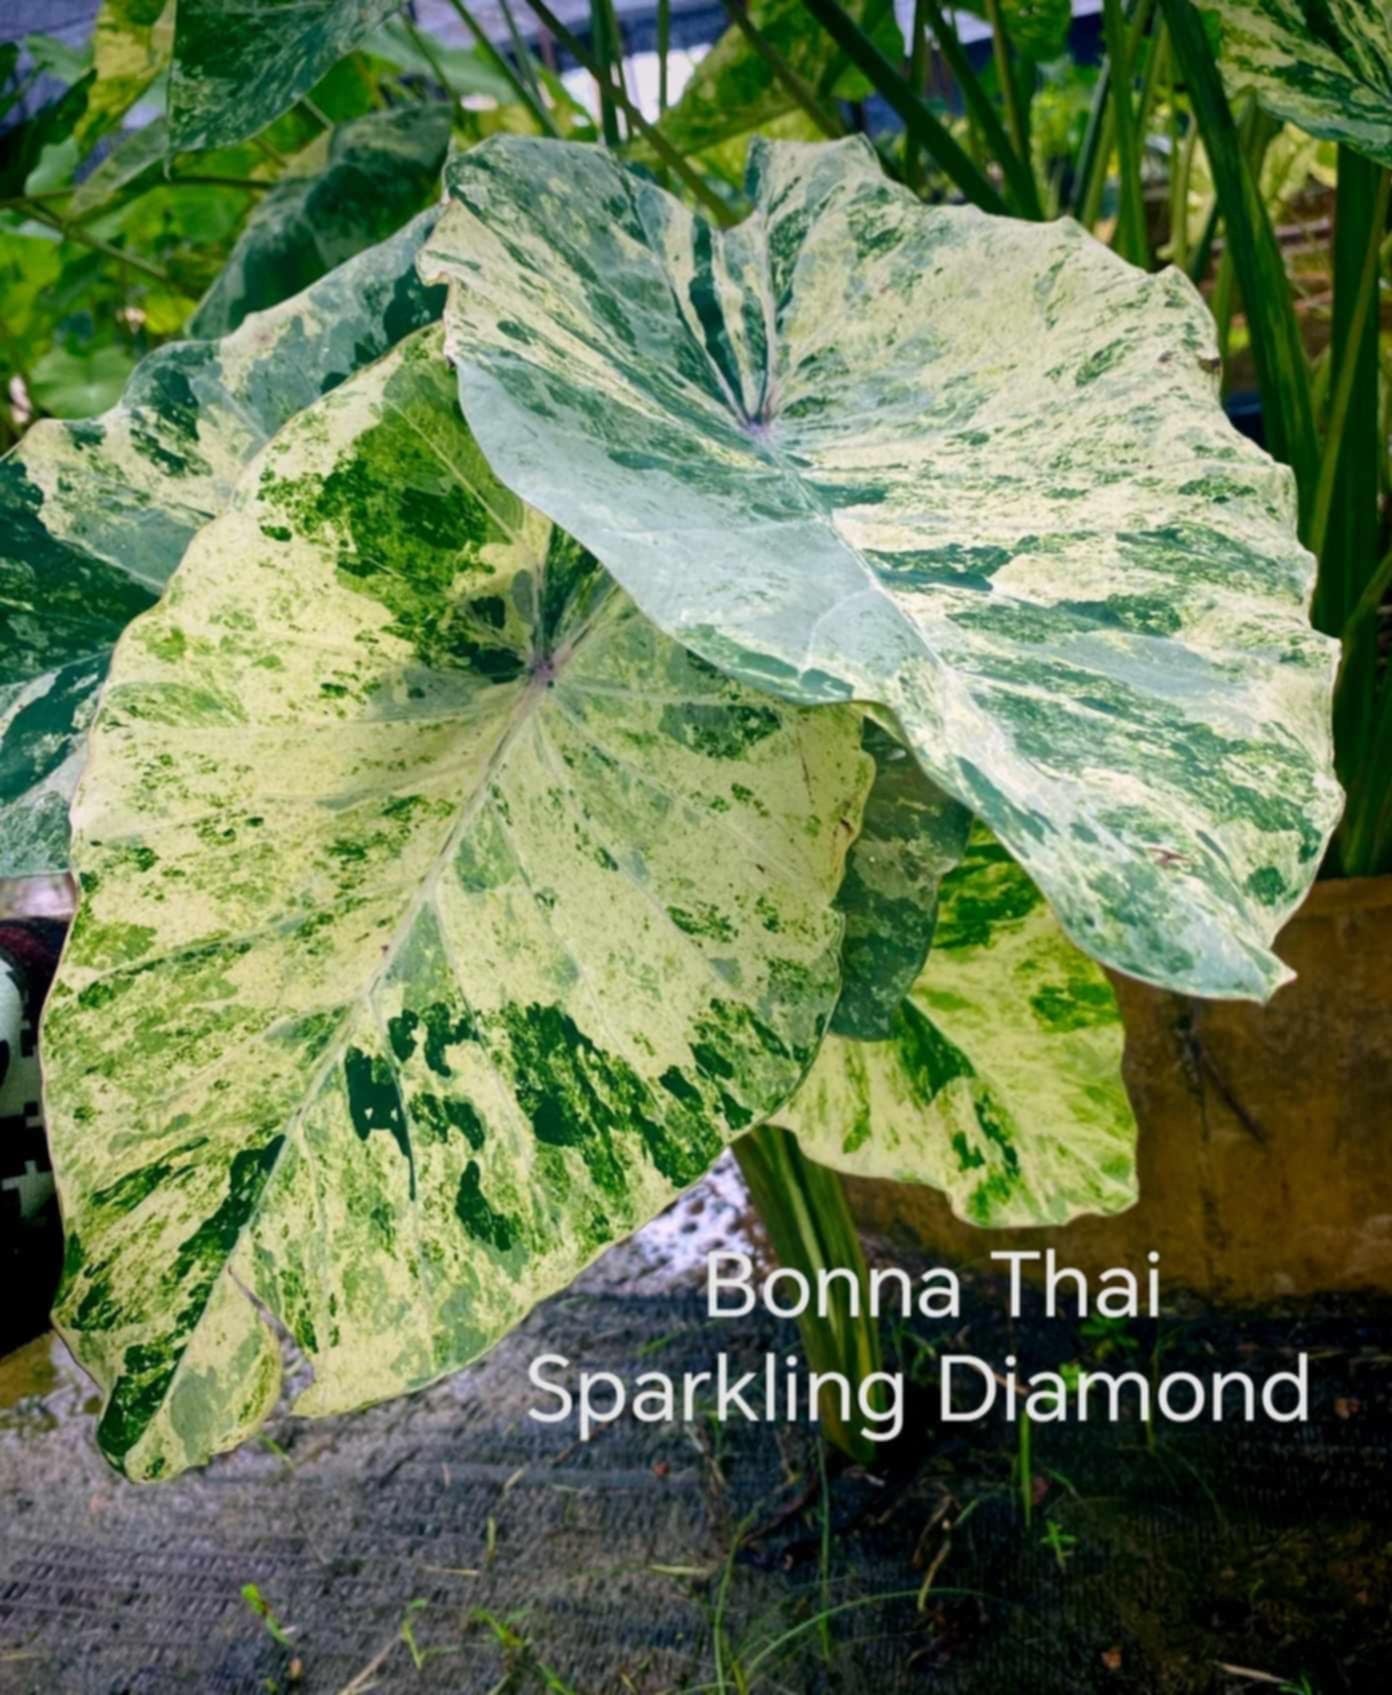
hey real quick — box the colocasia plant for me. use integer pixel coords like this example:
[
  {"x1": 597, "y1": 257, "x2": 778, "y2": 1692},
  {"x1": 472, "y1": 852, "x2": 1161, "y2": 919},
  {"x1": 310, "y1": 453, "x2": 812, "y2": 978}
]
[{"x1": 0, "y1": 2, "x2": 1346, "y2": 1482}]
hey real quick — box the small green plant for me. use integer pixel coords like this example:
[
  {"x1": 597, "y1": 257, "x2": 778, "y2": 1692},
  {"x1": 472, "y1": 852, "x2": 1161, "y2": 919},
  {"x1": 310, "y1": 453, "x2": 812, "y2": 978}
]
[
  {"x1": 1040, "y1": 1518, "x2": 1078, "y2": 1571},
  {"x1": 241, "y1": 1582, "x2": 293, "y2": 1649},
  {"x1": 468, "y1": 1607, "x2": 578, "y2": 1695}
]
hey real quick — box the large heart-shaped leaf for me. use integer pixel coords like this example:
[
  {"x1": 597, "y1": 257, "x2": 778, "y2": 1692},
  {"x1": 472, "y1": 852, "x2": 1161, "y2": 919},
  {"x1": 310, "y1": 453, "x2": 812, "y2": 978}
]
[
  {"x1": 43, "y1": 325, "x2": 870, "y2": 1481},
  {"x1": 188, "y1": 105, "x2": 451, "y2": 339},
  {"x1": 782, "y1": 825, "x2": 1137, "y2": 1227},
  {"x1": 1202, "y1": 2, "x2": 1392, "y2": 168},
  {"x1": 168, "y1": 0, "x2": 399, "y2": 152},
  {"x1": 423, "y1": 134, "x2": 1341, "y2": 1003},
  {"x1": 0, "y1": 208, "x2": 442, "y2": 880}
]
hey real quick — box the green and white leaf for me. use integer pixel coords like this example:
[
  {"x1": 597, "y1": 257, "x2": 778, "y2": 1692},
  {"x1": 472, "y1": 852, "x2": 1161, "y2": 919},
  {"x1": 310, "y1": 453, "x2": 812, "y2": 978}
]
[
  {"x1": 89, "y1": 0, "x2": 173, "y2": 129},
  {"x1": 831, "y1": 720, "x2": 970, "y2": 1040},
  {"x1": 1202, "y1": 2, "x2": 1392, "y2": 169},
  {"x1": 782, "y1": 825, "x2": 1137, "y2": 1228},
  {"x1": 168, "y1": 0, "x2": 399, "y2": 152},
  {"x1": 44, "y1": 325, "x2": 871, "y2": 1482},
  {"x1": 0, "y1": 209, "x2": 443, "y2": 879},
  {"x1": 424, "y1": 134, "x2": 1341, "y2": 1003},
  {"x1": 189, "y1": 105, "x2": 451, "y2": 339},
  {"x1": 650, "y1": 0, "x2": 898, "y2": 163}
]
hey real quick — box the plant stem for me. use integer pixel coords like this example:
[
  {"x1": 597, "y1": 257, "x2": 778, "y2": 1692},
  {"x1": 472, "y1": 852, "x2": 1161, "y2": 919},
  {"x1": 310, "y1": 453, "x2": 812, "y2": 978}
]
[
  {"x1": 985, "y1": 0, "x2": 1031, "y2": 170},
  {"x1": 1102, "y1": 0, "x2": 1148, "y2": 266},
  {"x1": 20, "y1": 200, "x2": 174, "y2": 284},
  {"x1": 445, "y1": 0, "x2": 561, "y2": 137},
  {"x1": 405, "y1": 8, "x2": 465, "y2": 98},
  {"x1": 250, "y1": 134, "x2": 289, "y2": 169},
  {"x1": 589, "y1": 0, "x2": 623, "y2": 146},
  {"x1": 169, "y1": 174, "x2": 273, "y2": 192},
  {"x1": 1163, "y1": 0, "x2": 1319, "y2": 529},
  {"x1": 733, "y1": 1125, "x2": 883, "y2": 1467},
  {"x1": 657, "y1": 0, "x2": 671, "y2": 113},
  {"x1": 1327, "y1": 153, "x2": 1392, "y2": 875},
  {"x1": 722, "y1": 0, "x2": 844, "y2": 138},
  {"x1": 1170, "y1": 99, "x2": 1197, "y2": 272},
  {"x1": 498, "y1": 0, "x2": 550, "y2": 116},
  {"x1": 1074, "y1": 0, "x2": 1155, "y2": 227},
  {"x1": 1310, "y1": 153, "x2": 1389, "y2": 596},
  {"x1": 1336, "y1": 664, "x2": 1392, "y2": 876},
  {"x1": 523, "y1": 0, "x2": 741, "y2": 223},
  {"x1": 905, "y1": 0, "x2": 930, "y2": 190},
  {"x1": 921, "y1": 0, "x2": 1042, "y2": 218},
  {"x1": 800, "y1": 0, "x2": 1008, "y2": 214}
]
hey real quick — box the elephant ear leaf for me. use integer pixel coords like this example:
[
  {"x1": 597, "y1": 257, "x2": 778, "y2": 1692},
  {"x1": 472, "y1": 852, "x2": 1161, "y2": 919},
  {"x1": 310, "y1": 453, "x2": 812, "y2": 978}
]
[
  {"x1": 188, "y1": 105, "x2": 451, "y2": 339},
  {"x1": 1200, "y1": 2, "x2": 1392, "y2": 168},
  {"x1": 424, "y1": 134, "x2": 1341, "y2": 1002},
  {"x1": 782, "y1": 825, "x2": 1138, "y2": 1228},
  {"x1": 831, "y1": 720, "x2": 971, "y2": 1041},
  {"x1": 168, "y1": 0, "x2": 400, "y2": 151},
  {"x1": 0, "y1": 209, "x2": 443, "y2": 879},
  {"x1": 43, "y1": 324, "x2": 871, "y2": 1483}
]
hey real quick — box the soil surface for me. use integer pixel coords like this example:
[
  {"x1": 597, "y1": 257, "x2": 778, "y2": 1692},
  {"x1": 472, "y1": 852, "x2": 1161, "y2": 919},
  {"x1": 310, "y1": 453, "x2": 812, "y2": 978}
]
[{"x1": 2, "y1": 1159, "x2": 1389, "y2": 1694}]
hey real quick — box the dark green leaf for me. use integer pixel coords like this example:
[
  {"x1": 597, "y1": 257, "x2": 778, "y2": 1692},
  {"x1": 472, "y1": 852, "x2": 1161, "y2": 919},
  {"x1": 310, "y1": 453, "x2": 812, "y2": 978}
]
[{"x1": 189, "y1": 105, "x2": 451, "y2": 339}]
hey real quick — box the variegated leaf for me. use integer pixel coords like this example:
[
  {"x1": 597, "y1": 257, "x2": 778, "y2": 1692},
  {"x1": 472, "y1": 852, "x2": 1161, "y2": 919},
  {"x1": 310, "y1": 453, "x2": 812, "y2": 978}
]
[
  {"x1": 1202, "y1": 2, "x2": 1392, "y2": 168},
  {"x1": 89, "y1": 0, "x2": 173, "y2": 128},
  {"x1": 832, "y1": 720, "x2": 970, "y2": 1040},
  {"x1": 424, "y1": 134, "x2": 1341, "y2": 1003},
  {"x1": 189, "y1": 105, "x2": 450, "y2": 339},
  {"x1": 782, "y1": 825, "x2": 1137, "y2": 1228},
  {"x1": 44, "y1": 325, "x2": 871, "y2": 1482},
  {"x1": 168, "y1": 0, "x2": 399, "y2": 152},
  {"x1": 0, "y1": 209, "x2": 442, "y2": 879}
]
